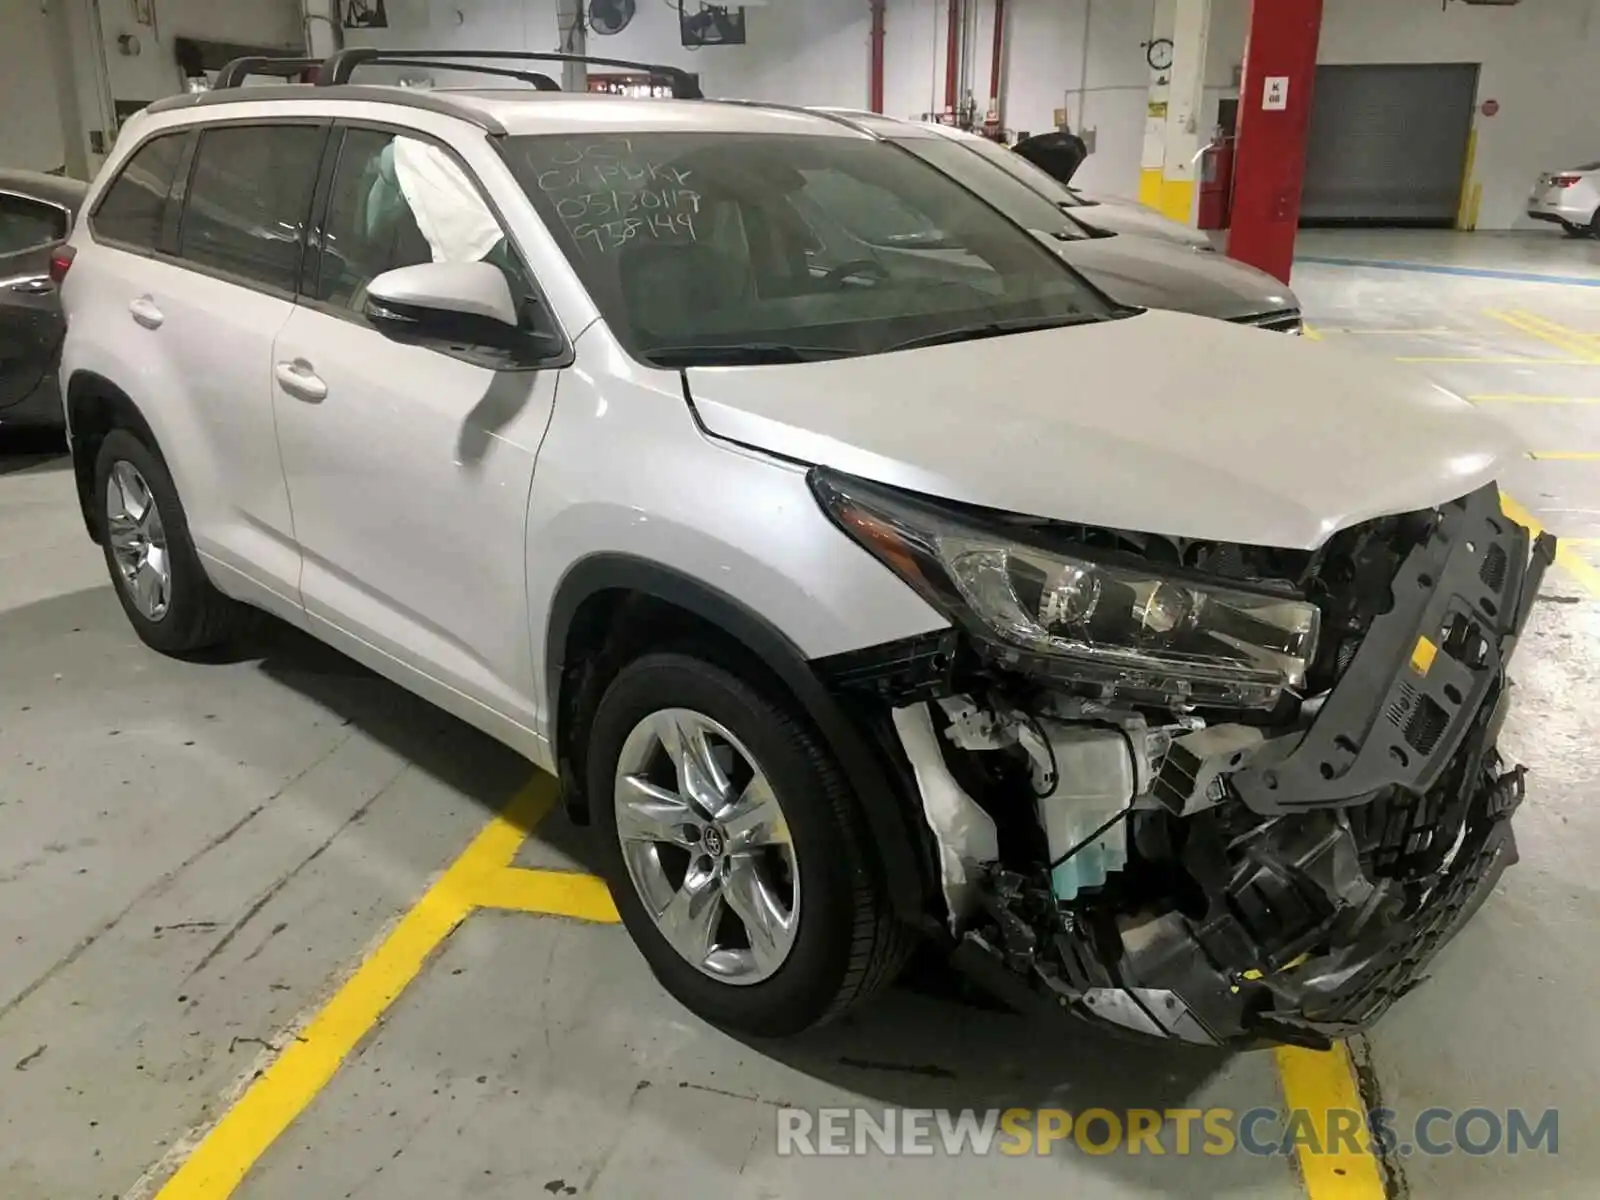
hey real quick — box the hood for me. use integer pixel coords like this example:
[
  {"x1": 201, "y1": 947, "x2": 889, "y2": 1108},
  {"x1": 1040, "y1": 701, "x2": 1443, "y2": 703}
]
[
  {"x1": 684, "y1": 309, "x2": 1521, "y2": 550},
  {"x1": 1071, "y1": 194, "x2": 1214, "y2": 251},
  {"x1": 1048, "y1": 233, "x2": 1297, "y2": 321}
]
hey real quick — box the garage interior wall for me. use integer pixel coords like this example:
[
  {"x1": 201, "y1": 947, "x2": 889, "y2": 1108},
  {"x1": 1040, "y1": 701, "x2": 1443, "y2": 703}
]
[
  {"x1": 1209, "y1": 0, "x2": 1600, "y2": 229},
  {"x1": 6, "y1": 0, "x2": 1596, "y2": 230},
  {"x1": 0, "y1": 0, "x2": 77, "y2": 174},
  {"x1": 340, "y1": 0, "x2": 1167, "y2": 200},
  {"x1": 41, "y1": 0, "x2": 304, "y2": 174}
]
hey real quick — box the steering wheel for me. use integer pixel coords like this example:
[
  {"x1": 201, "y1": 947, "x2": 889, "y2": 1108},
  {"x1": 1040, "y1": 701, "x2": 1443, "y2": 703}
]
[{"x1": 822, "y1": 259, "x2": 891, "y2": 287}]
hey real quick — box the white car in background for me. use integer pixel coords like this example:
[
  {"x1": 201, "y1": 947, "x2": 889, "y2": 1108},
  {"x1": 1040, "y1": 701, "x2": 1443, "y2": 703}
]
[{"x1": 1527, "y1": 162, "x2": 1600, "y2": 237}]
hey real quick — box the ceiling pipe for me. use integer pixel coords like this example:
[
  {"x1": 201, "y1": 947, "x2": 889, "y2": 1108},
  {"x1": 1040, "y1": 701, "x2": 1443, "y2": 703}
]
[
  {"x1": 944, "y1": 0, "x2": 962, "y2": 113},
  {"x1": 869, "y1": 0, "x2": 887, "y2": 113},
  {"x1": 988, "y1": 0, "x2": 1007, "y2": 130}
]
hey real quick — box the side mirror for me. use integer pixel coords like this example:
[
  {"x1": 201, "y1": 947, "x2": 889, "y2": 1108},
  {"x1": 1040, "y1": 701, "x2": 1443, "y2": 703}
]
[{"x1": 363, "y1": 261, "x2": 563, "y2": 369}]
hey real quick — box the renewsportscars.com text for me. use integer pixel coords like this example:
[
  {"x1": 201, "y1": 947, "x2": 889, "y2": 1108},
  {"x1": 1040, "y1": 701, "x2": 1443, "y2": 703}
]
[{"x1": 776, "y1": 1106, "x2": 1559, "y2": 1158}]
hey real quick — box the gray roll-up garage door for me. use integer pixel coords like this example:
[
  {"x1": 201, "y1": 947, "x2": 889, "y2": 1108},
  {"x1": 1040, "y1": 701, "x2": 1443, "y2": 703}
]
[{"x1": 1301, "y1": 63, "x2": 1480, "y2": 225}]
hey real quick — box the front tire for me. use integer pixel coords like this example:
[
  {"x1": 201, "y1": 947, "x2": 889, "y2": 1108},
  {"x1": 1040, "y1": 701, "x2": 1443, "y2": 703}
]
[
  {"x1": 588, "y1": 651, "x2": 914, "y2": 1037},
  {"x1": 95, "y1": 429, "x2": 248, "y2": 654}
]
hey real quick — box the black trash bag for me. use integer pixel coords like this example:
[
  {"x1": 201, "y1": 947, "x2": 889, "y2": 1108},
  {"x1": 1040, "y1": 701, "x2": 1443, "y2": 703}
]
[{"x1": 1012, "y1": 131, "x2": 1089, "y2": 186}]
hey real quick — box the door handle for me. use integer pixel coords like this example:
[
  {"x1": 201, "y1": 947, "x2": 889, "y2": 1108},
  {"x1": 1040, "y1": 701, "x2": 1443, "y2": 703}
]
[
  {"x1": 275, "y1": 358, "x2": 328, "y2": 403},
  {"x1": 6, "y1": 275, "x2": 54, "y2": 295},
  {"x1": 129, "y1": 296, "x2": 164, "y2": 329}
]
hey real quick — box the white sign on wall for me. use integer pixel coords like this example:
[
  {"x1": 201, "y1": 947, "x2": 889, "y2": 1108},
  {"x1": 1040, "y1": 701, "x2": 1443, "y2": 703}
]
[{"x1": 1263, "y1": 76, "x2": 1290, "y2": 111}]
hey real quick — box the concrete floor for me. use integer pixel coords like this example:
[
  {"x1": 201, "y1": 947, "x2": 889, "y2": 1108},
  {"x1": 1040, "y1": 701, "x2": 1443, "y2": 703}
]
[{"x1": 1, "y1": 229, "x2": 1597, "y2": 1199}]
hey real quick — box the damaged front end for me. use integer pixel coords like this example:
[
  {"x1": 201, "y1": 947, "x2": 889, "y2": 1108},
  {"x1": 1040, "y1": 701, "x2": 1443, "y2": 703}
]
[{"x1": 813, "y1": 470, "x2": 1557, "y2": 1049}]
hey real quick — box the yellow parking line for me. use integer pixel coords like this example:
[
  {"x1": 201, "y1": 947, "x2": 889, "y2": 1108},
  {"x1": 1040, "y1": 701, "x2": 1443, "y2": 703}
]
[
  {"x1": 152, "y1": 777, "x2": 559, "y2": 1200},
  {"x1": 1489, "y1": 311, "x2": 1600, "y2": 364},
  {"x1": 1469, "y1": 394, "x2": 1600, "y2": 405},
  {"x1": 1500, "y1": 491, "x2": 1600, "y2": 598},
  {"x1": 1396, "y1": 355, "x2": 1595, "y2": 365},
  {"x1": 1323, "y1": 327, "x2": 1457, "y2": 336},
  {"x1": 1275, "y1": 1044, "x2": 1386, "y2": 1200},
  {"x1": 473, "y1": 865, "x2": 620, "y2": 922},
  {"x1": 1302, "y1": 322, "x2": 1324, "y2": 341},
  {"x1": 1513, "y1": 310, "x2": 1600, "y2": 345},
  {"x1": 1529, "y1": 451, "x2": 1600, "y2": 461}
]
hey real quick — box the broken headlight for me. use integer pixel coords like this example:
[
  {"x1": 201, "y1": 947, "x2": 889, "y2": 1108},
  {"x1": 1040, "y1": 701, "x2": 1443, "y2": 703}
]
[{"x1": 813, "y1": 469, "x2": 1319, "y2": 708}]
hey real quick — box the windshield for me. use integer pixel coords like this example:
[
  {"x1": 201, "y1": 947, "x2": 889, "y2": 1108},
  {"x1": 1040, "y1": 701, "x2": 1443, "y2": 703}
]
[
  {"x1": 503, "y1": 132, "x2": 1112, "y2": 366},
  {"x1": 886, "y1": 135, "x2": 1093, "y2": 240}
]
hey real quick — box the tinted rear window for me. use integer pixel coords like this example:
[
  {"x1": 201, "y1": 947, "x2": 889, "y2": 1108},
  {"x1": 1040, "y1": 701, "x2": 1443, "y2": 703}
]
[
  {"x1": 0, "y1": 194, "x2": 68, "y2": 256},
  {"x1": 179, "y1": 124, "x2": 325, "y2": 292},
  {"x1": 92, "y1": 132, "x2": 188, "y2": 249}
]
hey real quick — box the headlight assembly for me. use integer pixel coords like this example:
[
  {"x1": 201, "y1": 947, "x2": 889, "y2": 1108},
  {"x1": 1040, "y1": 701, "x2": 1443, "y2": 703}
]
[{"x1": 812, "y1": 469, "x2": 1319, "y2": 709}]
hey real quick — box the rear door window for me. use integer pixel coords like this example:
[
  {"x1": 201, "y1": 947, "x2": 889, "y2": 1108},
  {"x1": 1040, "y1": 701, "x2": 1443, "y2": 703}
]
[
  {"x1": 179, "y1": 124, "x2": 326, "y2": 293},
  {"x1": 90, "y1": 131, "x2": 189, "y2": 250},
  {"x1": 0, "y1": 194, "x2": 67, "y2": 257}
]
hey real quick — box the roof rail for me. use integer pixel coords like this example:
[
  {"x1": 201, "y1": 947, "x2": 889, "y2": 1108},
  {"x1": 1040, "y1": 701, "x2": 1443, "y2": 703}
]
[
  {"x1": 318, "y1": 48, "x2": 703, "y2": 99},
  {"x1": 214, "y1": 56, "x2": 324, "y2": 89},
  {"x1": 142, "y1": 84, "x2": 509, "y2": 135}
]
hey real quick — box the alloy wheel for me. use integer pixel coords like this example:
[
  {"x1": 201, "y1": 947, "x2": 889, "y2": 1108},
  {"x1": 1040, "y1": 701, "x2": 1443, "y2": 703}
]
[
  {"x1": 106, "y1": 460, "x2": 171, "y2": 621},
  {"x1": 612, "y1": 708, "x2": 800, "y2": 985}
]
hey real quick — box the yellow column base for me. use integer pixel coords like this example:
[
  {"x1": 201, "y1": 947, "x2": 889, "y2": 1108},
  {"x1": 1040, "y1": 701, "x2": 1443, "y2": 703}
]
[
  {"x1": 1456, "y1": 127, "x2": 1479, "y2": 231},
  {"x1": 1138, "y1": 168, "x2": 1165, "y2": 209},
  {"x1": 1158, "y1": 177, "x2": 1196, "y2": 225}
]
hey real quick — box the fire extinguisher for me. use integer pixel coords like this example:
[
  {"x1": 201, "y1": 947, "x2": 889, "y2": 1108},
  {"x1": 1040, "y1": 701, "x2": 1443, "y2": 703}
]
[{"x1": 1196, "y1": 133, "x2": 1236, "y2": 231}]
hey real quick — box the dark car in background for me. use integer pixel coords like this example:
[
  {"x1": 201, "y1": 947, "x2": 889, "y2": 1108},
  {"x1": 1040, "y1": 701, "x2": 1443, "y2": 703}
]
[
  {"x1": 0, "y1": 170, "x2": 86, "y2": 432},
  {"x1": 812, "y1": 111, "x2": 1301, "y2": 331}
]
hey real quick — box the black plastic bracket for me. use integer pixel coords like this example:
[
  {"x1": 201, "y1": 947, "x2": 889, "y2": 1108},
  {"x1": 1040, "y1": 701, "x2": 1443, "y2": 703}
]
[
  {"x1": 215, "y1": 56, "x2": 323, "y2": 88},
  {"x1": 1233, "y1": 486, "x2": 1551, "y2": 815}
]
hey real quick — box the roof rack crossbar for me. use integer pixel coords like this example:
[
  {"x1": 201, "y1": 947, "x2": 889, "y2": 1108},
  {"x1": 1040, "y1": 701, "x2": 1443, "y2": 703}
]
[
  {"x1": 318, "y1": 47, "x2": 702, "y2": 99},
  {"x1": 215, "y1": 56, "x2": 324, "y2": 89},
  {"x1": 371, "y1": 59, "x2": 561, "y2": 91}
]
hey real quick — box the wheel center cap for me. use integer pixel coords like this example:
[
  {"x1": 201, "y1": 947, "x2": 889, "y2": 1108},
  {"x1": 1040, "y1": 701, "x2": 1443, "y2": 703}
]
[{"x1": 701, "y1": 825, "x2": 725, "y2": 857}]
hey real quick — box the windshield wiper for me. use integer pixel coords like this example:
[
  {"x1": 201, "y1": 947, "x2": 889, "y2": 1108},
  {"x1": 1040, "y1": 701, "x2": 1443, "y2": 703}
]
[
  {"x1": 883, "y1": 314, "x2": 1097, "y2": 354},
  {"x1": 643, "y1": 343, "x2": 852, "y2": 367}
]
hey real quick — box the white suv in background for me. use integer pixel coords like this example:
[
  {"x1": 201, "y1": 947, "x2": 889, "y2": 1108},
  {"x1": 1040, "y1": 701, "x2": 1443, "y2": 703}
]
[
  {"x1": 1527, "y1": 161, "x2": 1600, "y2": 237},
  {"x1": 58, "y1": 52, "x2": 1550, "y2": 1050}
]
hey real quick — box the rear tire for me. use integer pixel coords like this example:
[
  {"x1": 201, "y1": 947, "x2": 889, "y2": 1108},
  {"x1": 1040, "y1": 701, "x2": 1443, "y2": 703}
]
[
  {"x1": 588, "y1": 650, "x2": 915, "y2": 1037},
  {"x1": 95, "y1": 429, "x2": 250, "y2": 654},
  {"x1": 1590, "y1": 208, "x2": 1600, "y2": 239}
]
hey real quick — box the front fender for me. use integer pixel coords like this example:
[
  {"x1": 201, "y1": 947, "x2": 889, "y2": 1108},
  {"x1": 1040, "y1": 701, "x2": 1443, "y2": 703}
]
[{"x1": 525, "y1": 339, "x2": 950, "y2": 922}]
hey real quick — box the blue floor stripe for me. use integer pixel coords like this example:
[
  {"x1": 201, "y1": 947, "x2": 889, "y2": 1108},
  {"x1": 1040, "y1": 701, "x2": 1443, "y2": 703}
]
[{"x1": 1295, "y1": 255, "x2": 1600, "y2": 288}]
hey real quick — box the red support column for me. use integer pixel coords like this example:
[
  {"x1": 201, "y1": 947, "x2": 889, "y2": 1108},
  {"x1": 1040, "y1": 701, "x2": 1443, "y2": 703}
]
[
  {"x1": 869, "y1": 0, "x2": 887, "y2": 113},
  {"x1": 945, "y1": 0, "x2": 963, "y2": 114},
  {"x1": 1226, "y1": 0, "x2": 1324, "y2": 284}
]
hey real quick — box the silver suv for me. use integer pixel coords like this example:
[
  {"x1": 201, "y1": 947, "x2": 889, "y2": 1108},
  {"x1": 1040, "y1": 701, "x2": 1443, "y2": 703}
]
[{"x1": 58, "y1": 50, "x2": 1550, "y2": 1049}]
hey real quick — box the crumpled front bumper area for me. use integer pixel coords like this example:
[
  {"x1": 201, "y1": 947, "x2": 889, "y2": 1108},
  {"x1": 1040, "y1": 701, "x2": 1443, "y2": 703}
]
[
  {"x1": 956, "y1": 760, "x2": 1525, "y2": 1049},
  {"x1": 952, "y1": 487, "x2": 1557, "y2": 1049}
]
